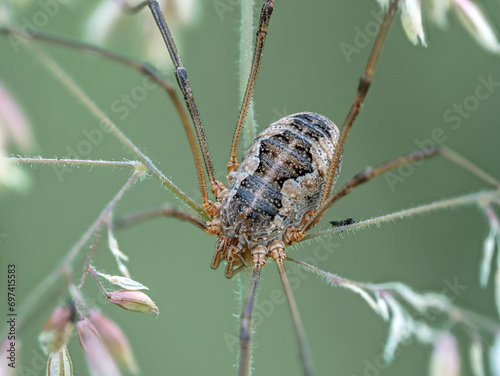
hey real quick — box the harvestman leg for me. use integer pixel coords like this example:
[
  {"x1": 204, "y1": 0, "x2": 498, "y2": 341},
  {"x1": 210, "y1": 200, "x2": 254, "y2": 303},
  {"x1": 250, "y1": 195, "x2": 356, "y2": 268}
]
[
  {"x1": 295, "y1": 145, "x2": 500, "y2": 237},
  {"x1": 280, "y1": 147, "x2": 443, "y2": 369},
  {"x1": 293, "y1": 0, "x2": 401, "y2": 240},
  {"x1": 294, "y1": 147, "x2": 442, "y2": 237},
  {"x1": 270, "y1": 244, "x2": 314, "y2": 376},
  {"x1": 254, "y1": 2, "x2": 401, "y2": 375},
  {"x1": 319, "y1": 0, "x2": 401, "y2": 207},
  {"x1": 228, "y1": 0, "x2": 275, "y2": 174},
  {"x1": 238, "y1": 267, "x2": 262, "y2": 376},
  {"x1": 0, "y1": 26, "x2": 214, "y2": 222},
  {"x1": 147, "y1": 1, "x2": 226, "y2": 217},
  {"x1": 237, "y1": 1, "x2": 400, "y2": 375},
  {"x1": 115, "y1": 204, "x2": 209, "y2": 231}
]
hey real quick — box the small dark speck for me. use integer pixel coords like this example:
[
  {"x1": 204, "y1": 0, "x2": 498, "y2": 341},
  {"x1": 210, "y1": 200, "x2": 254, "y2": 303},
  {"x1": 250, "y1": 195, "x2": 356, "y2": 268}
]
[{"x1": 330, "y1": 218, "x2": 355, "y2": 227}]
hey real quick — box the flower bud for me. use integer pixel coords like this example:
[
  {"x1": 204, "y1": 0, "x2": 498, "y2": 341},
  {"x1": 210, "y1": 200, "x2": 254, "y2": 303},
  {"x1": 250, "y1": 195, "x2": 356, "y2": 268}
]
[
  {"x1": 46, "y1": 344, "x2": 73, "y2": 376},
  {"x1": 89, "y1": 310, "x2": 138, "y2": 373},
  {"x1": 401, "y1": 0, "x2": 427, "y2": 46},
  {"x1": 39, "y1": 303, "x2": 76, "y2": 354},
  {"x1": 452, "y1": 0, "x2": 500, "y2": 54},
  {"x1": 107, "y1": 290, "x2": 159, "y2": 315},
  {"x1": 429, "y1": 333, "x2": 460, "y2": 376},
  {"x1": 77, "y1": 318, "x2": 121, "y2": 376}
]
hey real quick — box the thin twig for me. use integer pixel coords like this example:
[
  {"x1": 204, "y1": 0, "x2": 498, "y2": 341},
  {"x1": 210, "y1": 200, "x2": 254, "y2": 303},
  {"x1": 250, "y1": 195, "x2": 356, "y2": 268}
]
[
  {"x1": 7, "y1": 157, "x2": 140, "y2": 169},
  {"x1": 441, "y1": 146, "x2": 500, "y2": 189}
]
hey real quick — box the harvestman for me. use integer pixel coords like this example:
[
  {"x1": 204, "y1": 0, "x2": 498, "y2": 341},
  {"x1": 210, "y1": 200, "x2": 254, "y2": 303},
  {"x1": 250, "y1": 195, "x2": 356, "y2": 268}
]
[
  {"x1": 3, "y1": 0, "x2": 498, "y2": 375},
  {"x1": 144, "y1": 1, "x2": 440, "y2": 374}
]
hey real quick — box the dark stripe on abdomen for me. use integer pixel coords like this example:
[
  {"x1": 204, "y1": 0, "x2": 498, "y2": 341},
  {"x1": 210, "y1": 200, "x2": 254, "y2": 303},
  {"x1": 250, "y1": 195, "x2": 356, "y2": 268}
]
[
  {"x1": 235, "y1": 175, "x2": 283, "y2": 218},
  {"x1": 292, "y1": 113, "x2": 335, "y2": 140},
  {"x1": 255, "y1": 131, "x2": 314, "y2": 189}
]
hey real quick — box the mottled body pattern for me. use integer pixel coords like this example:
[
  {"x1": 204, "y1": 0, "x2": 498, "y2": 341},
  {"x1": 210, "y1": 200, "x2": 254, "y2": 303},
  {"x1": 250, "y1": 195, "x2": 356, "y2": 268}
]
[{"x1": 220, "y1": 112, "x2": 341, "y2": 249}]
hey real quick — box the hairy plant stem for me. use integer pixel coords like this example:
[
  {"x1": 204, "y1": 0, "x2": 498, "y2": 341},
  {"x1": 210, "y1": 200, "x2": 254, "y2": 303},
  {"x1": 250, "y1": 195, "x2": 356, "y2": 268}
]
[
  {"x1": 7, "y1": 157, "x2": 140, "y2": 169},
  {"x1": 303, "y1": 189, "x2": 500, "y2": 241}
]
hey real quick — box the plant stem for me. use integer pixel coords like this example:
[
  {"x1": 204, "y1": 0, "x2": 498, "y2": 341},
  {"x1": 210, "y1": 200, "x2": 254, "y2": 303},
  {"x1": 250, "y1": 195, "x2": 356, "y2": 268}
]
[
  {"x1": 303, "y1": 189, "x2": 500, "y2": 241},
  {"x1": 7, "y1": 157, "x2": 140, "y2": 169}
]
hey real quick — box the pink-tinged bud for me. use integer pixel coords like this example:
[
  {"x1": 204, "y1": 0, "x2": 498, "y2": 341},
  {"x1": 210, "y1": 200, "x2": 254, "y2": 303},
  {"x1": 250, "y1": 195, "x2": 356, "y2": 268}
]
[
  {"x1": 452, "y1": 0, "x2": 500, "y2": 54},
  {"x1": 77, "y1": 318, "x2": 121, "y2": 376},
  {"x1": 107, "y1": 290, "x2": 159, "y2": 315},
  {"x1": 46, "y1": 344, "x2": 73, "y2": 376},
  {"x1": 39, "y1": 304, "x2": 76, "y2": 354},
  {"x1": 0, "y1": 338, "x2": 17, "y2": 376},
  {"x1": 89, "y1": 310, "x2": 138, "y2": 373},
  {"x1": 429, "y1": 333, "x2": 461, "y2": 376}
]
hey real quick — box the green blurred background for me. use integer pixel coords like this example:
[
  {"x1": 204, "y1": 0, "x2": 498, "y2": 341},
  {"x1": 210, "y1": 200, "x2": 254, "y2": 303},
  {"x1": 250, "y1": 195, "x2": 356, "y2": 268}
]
[{"x1": 1, "y1": 0, "x2": 500, "y2": 375}]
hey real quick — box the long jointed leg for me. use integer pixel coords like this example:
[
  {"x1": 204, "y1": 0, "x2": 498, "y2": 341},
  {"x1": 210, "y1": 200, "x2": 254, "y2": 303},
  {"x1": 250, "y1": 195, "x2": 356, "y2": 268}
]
[
  {"x1": 320, "y1": 0, "x2": 400, "y2": 207},
  {"x1": 147, "y1": 1, "x2": 226, "y2": 214},
  {"x1": 297, "y1": 142, "x2": 500, "y2": 237},
  {"x1": 228, "y1": 0, "x2": 275, "y2": 173},
  {"x1": 291, "y1": 0, "x2": 400, "y2": 238},
  {"x1": 0, "y1": 25, "x2": 211, "y2": 218},
  {"x1": 114, "y1": 204, "x2": 209, "y2": 231},
  {"x1": 270, "y1": 243, "x2": 315, "y2": 376},
  {"x1": 238, "y1": 266, "x2": 262, "y2": 376},
  {"x1": 295, "y1": 147, "x2": 441, "y2": 237}
]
